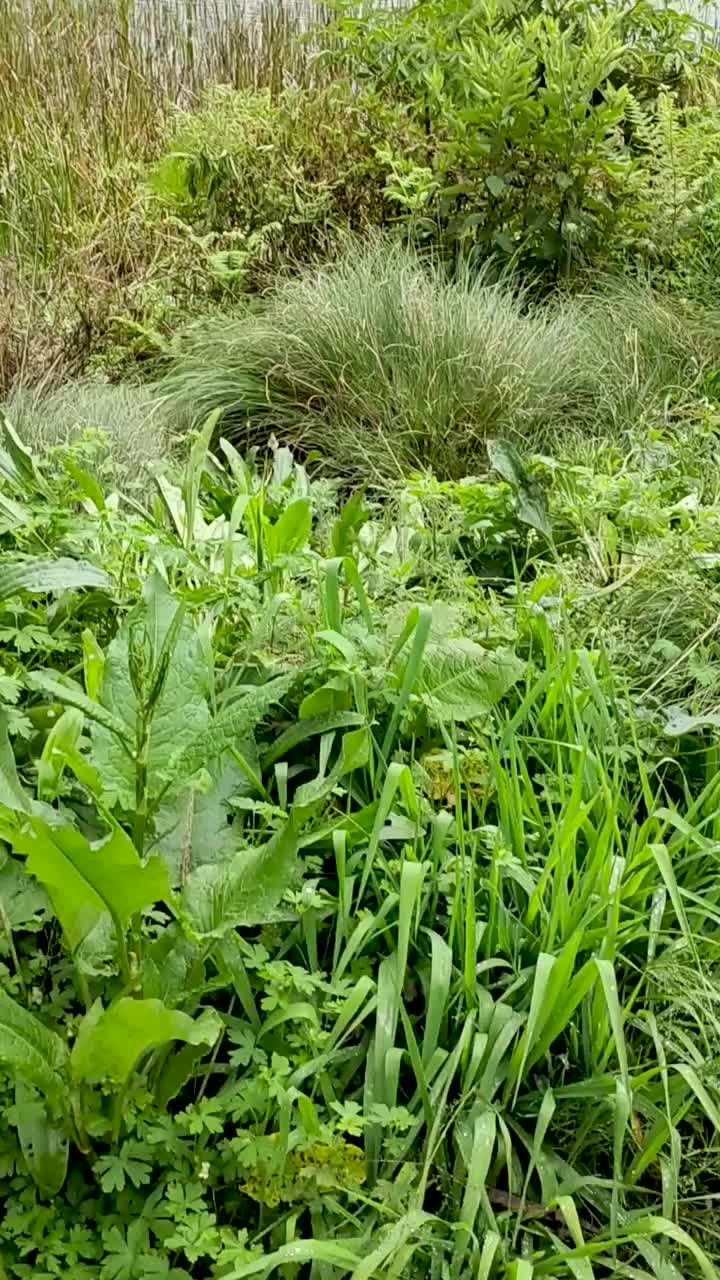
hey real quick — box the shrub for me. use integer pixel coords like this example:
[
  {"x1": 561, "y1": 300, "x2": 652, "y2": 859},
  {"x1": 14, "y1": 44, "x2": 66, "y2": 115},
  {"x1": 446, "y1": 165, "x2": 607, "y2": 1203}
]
[
  {"x1": 159, "y1": 238, "x2": 720, "y2": 481},
  {"x1": 335, "y1": 0, "x2": 714, "y2": 274},
  {"x1": 150, "y1": 82, "x2": 422, "y2": 272}
]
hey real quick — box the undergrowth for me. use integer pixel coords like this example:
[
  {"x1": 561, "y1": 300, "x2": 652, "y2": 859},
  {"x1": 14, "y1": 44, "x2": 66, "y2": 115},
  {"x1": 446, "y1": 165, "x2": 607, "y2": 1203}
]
[{"x1": 2, "y1": 413, "x2": 720, "y2": 1275}]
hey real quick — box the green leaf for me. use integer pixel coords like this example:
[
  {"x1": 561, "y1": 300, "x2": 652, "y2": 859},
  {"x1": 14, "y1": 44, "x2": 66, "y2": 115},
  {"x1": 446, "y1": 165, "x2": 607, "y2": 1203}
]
[
  {"x1": 0, "y1": 410, "x2": 46, "y2": 493},
  {"x1": 181, "y1": 817, "x2": 298, "y2": 938},
  {"x1": 25, "y1": 671, "x2": 132, "y2": 750},
  {"x1": 9, "y1": 817, "x2": 170, "y2": 952},
  {"x1": 70, "y1": 998, "x2": 221, "y2": 1085},
  {"x1": 12, "y1": 1081, "x2": 69, "y2": 1196},
  {"x1": 663, "y1": 709, "x2": 720, "y2": 736},
  {"x1": 63, "y1": 457, "x2": 106, "y2": 511},
  {"x1": 417, "y1": 639, "x2": 524, "y2": 721},
  {"x1": 0, "y1": 988, "x2": 67, "y2": 1106},
  {"x1": 154, "y1": 751, "x2": 254, "y2": 882},
  {"x1": 486, "y1": 174, "x2": 506, "y2": 197},
  {"x1": 0, "y1": 556, "x2": 110, "y2": 602},
  {"x1": 93, "y1": 576, "x2": 211, "y2": 806},
  {"x1": 36, "y1": 707, "x2": 86, "y2": 801},
  {"x1": 487, "y1": 438, "x2": 553, "y2": 542},
  {"x1": 162, "y1": 675, "x2": 294, "y2": 792},
  {"x1": 330, "y1": 490, "x2": 369, "y2": 556},
  {"x1": 0, "y1": 709, "x2": 31, "y2": 812},
  {"x1": 82, "y1": 629, "x2": 106, "y2": 702},
  {"x1": 266, "y1": 498, "x2": 312, "y2": 558},
  {"x1": 0, "y1": 851, "x2": 48, "y2": 929}
]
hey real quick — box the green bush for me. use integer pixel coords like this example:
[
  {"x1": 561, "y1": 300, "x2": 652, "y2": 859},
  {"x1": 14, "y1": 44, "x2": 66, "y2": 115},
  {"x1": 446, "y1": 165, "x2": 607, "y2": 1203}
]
[
  {"x1": 335, "y1": 0, "x2": 715, "y2": 274},
  {"x1": 150, "y1": 83, "x2": 422, "y2": 273},
  {"x1": 158, "y1": 238, "x2": 720, "y2": 481}
]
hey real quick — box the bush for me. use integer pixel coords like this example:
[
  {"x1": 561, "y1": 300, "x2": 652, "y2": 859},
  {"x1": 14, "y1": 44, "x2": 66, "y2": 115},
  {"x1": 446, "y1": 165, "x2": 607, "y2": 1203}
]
[
  {"x1": 335, "y1": 0, "x2": 715, "y2": 274},
  {"x1": 150, "y1": 82, "x2": 422, "y2": 272},
  {"x1": 159, "y1": 238, "x2": 720, "y2": 481}
]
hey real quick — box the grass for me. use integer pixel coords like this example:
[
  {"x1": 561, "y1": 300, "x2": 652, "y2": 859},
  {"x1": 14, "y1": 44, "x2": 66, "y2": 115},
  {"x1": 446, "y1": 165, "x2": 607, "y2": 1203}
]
[
  {"x1": 3, "y1": 379, "x2": 172, "y2": 488},
  {"x1": 158, "y1": 238, "x2": 720, "y2": 481},
  {"x1": 0, "y1": 0, "x2": 333, "y2": 390},
  {"x1": 4, "y1": 2, "x2": 720, "y2": 1274}
]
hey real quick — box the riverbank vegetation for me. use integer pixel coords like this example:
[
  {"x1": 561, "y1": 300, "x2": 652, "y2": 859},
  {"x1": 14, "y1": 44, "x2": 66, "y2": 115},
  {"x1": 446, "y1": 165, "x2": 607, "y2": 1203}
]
[{"x1": 4, "y1": 0, "x2": 720, "y2": 1276}]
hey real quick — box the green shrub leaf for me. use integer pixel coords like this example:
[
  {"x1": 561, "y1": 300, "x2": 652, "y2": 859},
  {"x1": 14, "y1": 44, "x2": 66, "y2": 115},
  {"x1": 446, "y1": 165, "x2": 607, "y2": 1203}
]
[
  {"x1": 0, "y1": 556, "x2": 110, "y2": 602},
  {"x1": 181, "y1": 816, "x2": 297, "y2": 937},
  {"x1": 70, "y1": 998, "x2": 222, "y2": 1084},
  {"x1": 416, "y1": 639, "x2": 524, "y2": 721},
  {"x1": 9, "y1": 817, "x2": 170, "y2": 952},
  {"x1": 92, "y1": 575, "x2": 211, "y2": 806},
  {"x1": 0, "y1": 989, "x2": 67, "y2": 1106}
]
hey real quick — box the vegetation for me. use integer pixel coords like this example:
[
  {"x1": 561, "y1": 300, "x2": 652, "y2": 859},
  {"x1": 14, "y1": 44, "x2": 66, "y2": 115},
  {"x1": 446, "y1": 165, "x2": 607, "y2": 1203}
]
[
  {"x1": 4, "y1": 0, "x2": 720, "y2": 1275},
  {"x1": 158, "y1": 238, "x2": 720, "y2": 480}
]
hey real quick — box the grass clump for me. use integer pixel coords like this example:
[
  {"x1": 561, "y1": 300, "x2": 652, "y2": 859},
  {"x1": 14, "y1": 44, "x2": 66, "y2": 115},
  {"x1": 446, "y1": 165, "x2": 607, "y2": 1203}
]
[
  {"x1": 159, "y1": 239, "x2": 720, "y2": 480},
  {"x1": 4, "y1": 380, "x2": 172, "y2": 489}
]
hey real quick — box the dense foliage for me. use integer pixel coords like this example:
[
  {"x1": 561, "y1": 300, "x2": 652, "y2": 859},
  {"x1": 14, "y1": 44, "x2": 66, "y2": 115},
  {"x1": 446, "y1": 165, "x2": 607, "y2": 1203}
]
[
  {"x1": 4, "y1": 0, "x2": 720, "y2": 1275},
  {"x1": 2, "y1": 0, "x2": 720, "y2": 383},
  {"x1": 2, "y1": 406, "x2": 720, "y2": 1276}
]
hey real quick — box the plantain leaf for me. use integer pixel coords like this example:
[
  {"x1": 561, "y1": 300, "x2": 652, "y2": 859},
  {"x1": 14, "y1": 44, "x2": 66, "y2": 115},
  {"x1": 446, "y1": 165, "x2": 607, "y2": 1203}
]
[
  {"x1": 70, "y1": 998, "x2": 222, "y2": 1085},
  {"x1": 92, "y1": 575, "x2": 211, "y2": 807},
  {"x1": 0, "y1": 557, "x2": 110, "y2": 603},
  {"x1": 415, "y1": 638, "x2": 524, "y2": 722},
  {"x1": 266, "y1": 498, "x2": 312, "y2": 558},
  {"x1": 181, "y1": 816, "x2": 298, "y2": 938},
  {"x1": 0, "y1": 989, "x2": 67, "y2": 1106},
  {"x1": 8, "y1": 817, "x2": 170, "y2": 952}
]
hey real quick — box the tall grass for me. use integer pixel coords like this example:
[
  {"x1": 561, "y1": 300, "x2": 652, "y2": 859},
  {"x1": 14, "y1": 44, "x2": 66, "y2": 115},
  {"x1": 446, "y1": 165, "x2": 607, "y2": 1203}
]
[
  {"x1": 158, "y1": 239, "x2": 720, "y2": 479},
  {"x1": 0, "y1": 0, "x2": 333, "y2": 388}
]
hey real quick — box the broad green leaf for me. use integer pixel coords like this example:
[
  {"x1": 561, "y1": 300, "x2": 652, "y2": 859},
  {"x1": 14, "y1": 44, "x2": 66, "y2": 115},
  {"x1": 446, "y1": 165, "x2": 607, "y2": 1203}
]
[
  {"x1": 70, "y1": 998, "x2": 221, "y2": 1085},
  {"x1": 0, "y1": 709, "x2": 30, "y2": 811},
  {"x1": 93, "y1": 575, "x2": 211, "y2": 806},
  {"x1": 417, "y1": 639, "x2": 524, "y2": 722},
  {"x1": 36, "y1": 708, "x2": 85, "y2": 801},
  {"x1": 663, "y1": 709, "x2": 720, "y2": 736},
  {"x1": 0, "y1": 490, "x2": 31, "y2": 532},
  {"x1": 12, "y1": 1082, "x2": 69, "y2": 1196},
  {"x1": 82, "y1": 629, "x2": 105, "y2": 701},
  {"x1": 330, "y1": 490, "x2": 369, "y2": 556},
  {"x1": 487, "y1": 438, "x2": 553, "y2": 541},
  {"x1": 266, "y1": 497, "x2": 312, "y2": 558},
  {"x1": 26, "y1": 671, "x2": 131, "y2": 749},
  {"x1": 0, "y1": 556, "x2": 110, "y2": 602},
  {"x1": 63, "y1": 457, "x2": 106, "y2": 511},
  {"x1": 154, "y1": 751, "x2": 254, "y2": 882},
  {"x1": 486, "y1": 173, "x2": 506, "y2": 197},
  {"x1": 0, "y1": 410, "x2": 46, "y2": 493},
  {"x1": 162, "y1": 674, "x2": 294, "y2": 791},
  {"x1": 0, "y1": 851, "x2": 48, "y2": 929},
  {"x1": 262, "y1": 710, "x2": 363, "y2": 769},
  {"x1": 295, "y1": 727, "x2": 370, "y2": 809},
  {"x1": 181, "y1": 817, "x2": 297, "y2": 937},
  {"x1": 0, "y1": 988, "x2": 67, "y2": 1105},
  {"x1": 10, "y1": 817, "x2": 170, "y2": 952}
]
